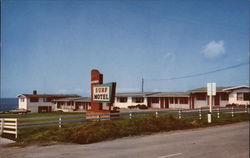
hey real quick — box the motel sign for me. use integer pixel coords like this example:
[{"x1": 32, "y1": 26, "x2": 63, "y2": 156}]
[{"x1": 93, "y1": 82, "x2": 116, "y2": 103}]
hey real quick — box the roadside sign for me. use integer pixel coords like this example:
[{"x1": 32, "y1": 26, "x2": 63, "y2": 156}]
[
  {"x1": 207, "y1": 82, "x2": 216, "y2": 123},
  {"x1": 207, "y1": 83, "x2": 216, "y2": 96},
  {"x1": 93, "y1": 82, "x2": 116, "y2": 103}
]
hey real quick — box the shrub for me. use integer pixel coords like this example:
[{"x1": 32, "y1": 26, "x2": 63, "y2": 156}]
[
  {"x1": 238, "y1": 104, "x2": 247, "y2": 108},
  {"x1": 128, "y1": 105, "x2": 137, "y2": 109},
  {"x1": 113, "y1": 106, "x2": 120, "y2": 111},
  {"x1": 226, "y1": 103, "x2": 237, "y2": 107},
  {"x1": 14, "y1": 112, "x2": 249, "y2": 146},
  {"x1": 137, "y1": 104, "x2": 148, "y2": 109}
]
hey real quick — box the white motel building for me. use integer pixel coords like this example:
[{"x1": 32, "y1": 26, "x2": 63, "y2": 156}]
[
  {"x1": 17, "y1": 90, "x2": 80, "y2": 113},
  {"x1": 17, "y1": 86, "x2": 249, "y2": 113}
]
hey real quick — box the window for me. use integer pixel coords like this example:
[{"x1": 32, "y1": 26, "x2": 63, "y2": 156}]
[
  {"x1": 221, "y1": 93, "x2": 229, "y2": 101},
  {"x1": 152, "y1": 98, "x2": 159, "y2": 103},
  {"x1": 132, "y1": 97, "x2": 144, "y2": 103},
  {"x1": 237, "y1": 93, "x2": 244, "y2": 101},
  {"x1": 118, "y1": 97, "x2": 127, "y2": 103},
  {"x1": 243, "y1": 93, "x2": 250, "y2": 101},
  {"x1": 179, "y1": 97, "x2": 188, "y2": 104},
  {"x1": 30, "y1": 97, "x2": 39, "y2": 102},
  {"x1": 238, "y1": 92, "x2": 250, "y2": 101},
  {"x1": 76, "y1": 102, "x2": 84, "y2": 106},
  {"x1": 175, "y1": 98, "x2": 178, "y2": 104},
  {"x1": 57, "y1": 102, "x2": 64, "y2": 108},
  {"x1": 196, "y1": 93, "x2": 206, "y2": 100},
  {"x1": 169, "y1": 97, "x2": 174, "y2": 104},
  {"x1": 21, "y1": 98, "x2": 25, "y2": 102},
  {"x1": 43, "y1": 97, "x2": 52, "y2": 102},
  {"x1": 67, "y1": 101, "x2": 73, "y2": 106},
  {"x1": 58, "y1": 101, "x2": 64, "y2": 106}
]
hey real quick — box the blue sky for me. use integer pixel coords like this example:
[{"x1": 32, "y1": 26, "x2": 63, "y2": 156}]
[{"x1": 1, "y1": 0, "x2": 249, "y2": 97}]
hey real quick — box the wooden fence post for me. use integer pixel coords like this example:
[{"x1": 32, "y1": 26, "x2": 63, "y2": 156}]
[
  {"x1": 15, "y1": 119, "x2": 18, "y2": 139},
  {"x1": 59, "y1": 116, "x2": 62, "y2": 128},
  {"x1": 0, "y1": 118, "x2": 4, "y2": 135},
  {"x1": 231, "y1": 107, "x2": 234, "y2": 117},
  {"x1": 217, "y1": 107, "x2": 220, "y2": 119},
  {"x1": 199, "y1": 108, "x2": 202, "y2": 120},
  {"x1": 178, "y1": 110, "x2": 182, "y2": 119}
]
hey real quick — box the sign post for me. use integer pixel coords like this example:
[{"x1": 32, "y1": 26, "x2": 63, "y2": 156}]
[
  {"x1": 86, "y1": 69, "x2": 117, "y2": 120},
  {"x1": 207, "y1": 83, "x2": 216, "y2": 123}
]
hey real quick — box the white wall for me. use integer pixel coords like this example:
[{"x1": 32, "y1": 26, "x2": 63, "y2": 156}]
[
  {"x1": 151, "y1": 98, "x2": 189, "y2": 109},
  {"x1": 18, "y1": 97, "x2": 27, "y2": 109},
  {"x1": 220, "y1": 100, "x2": 228, "y2": 107},
  {"x1": 194, "y1": 100, "x2": 208, "y2": 108},
  {"x1": 193, "y1": 95, "x2": 229, "y2": 108},
  {"x1": 114, "y1": 97, "x2": 147, "y2": 108},
  {"x1": 18, "y1": 97, "x2": 56, "y2": 113},
  {"x1": 151, "y1": 103, "x2": 160, "y2": 108},
  {"x1": 228, "y1": 88, "x2": 250, "y2": 105},
  {"x1": 169, "y1": 103, "x2": 189, "y2": 109}
]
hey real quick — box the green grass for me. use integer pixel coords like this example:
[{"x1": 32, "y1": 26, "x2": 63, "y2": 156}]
[
  {"x1": 3, "y1": 112, "x2": 247, "y2": 146},
  {"x1": 0, "y1": 112, "x2": 85, "y2": 118}
]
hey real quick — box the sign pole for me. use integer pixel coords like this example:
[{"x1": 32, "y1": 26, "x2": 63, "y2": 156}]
[
  {"x1": 207, "y1": 83, "x2": 216, "y2": 124},
  {"x1": 208, "y1": 94, "x2": 212, "y2": 123}
]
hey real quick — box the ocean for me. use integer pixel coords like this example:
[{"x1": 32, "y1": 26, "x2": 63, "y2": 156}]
[{"x1": 0, "y1": 98, "x2": 18, "y2": 112}]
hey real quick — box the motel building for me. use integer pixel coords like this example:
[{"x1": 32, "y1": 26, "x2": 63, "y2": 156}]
[
  {"x1": 114, "y1": 92, "x2": 157, "y2": 108},
  {"x1": 17, "y1": 85, "x2": 249, "y2": 113},
  {"x1": 52, "y1": 97, "x2": 91, "y2": 112},
  {"x1": 224, "y1": 86, "x2": 250, "y2": 105},
  {"x1": 114, "y1": 86, "x2": 249, "y2": 109},
  {"x1": 17, "y1": 90, "x2": 80, "y2": 113},
  {"x1": 188, "y1": 86, "x2": 250, "y2": 109},
  {"x1": 188, "y1": 87, "x2": 231, "y2": 109},
  {"x1": 146, "y1": 92, "x2": 190, "y2": 109}
]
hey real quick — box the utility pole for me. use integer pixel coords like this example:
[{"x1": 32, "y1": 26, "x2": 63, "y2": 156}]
[{"x1": 141, "y1": 77, "x2": 144, "y2": 94}]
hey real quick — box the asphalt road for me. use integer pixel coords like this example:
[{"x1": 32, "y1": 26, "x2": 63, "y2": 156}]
[{"x1": 1, "y1": 122, "x2": 249, "y2": 158}]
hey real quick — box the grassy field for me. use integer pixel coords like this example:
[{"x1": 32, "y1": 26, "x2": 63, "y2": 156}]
[
  {"x1": 0, "y1": 111, "x2": 85, "y2": 118},
  {"x1": 2, "y1": 112, "x2": 248, "y2": 146}
]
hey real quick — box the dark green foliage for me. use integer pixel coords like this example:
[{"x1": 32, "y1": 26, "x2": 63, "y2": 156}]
[{"x1": 137, "y1": 104, "x2": 148, "y2": 109}]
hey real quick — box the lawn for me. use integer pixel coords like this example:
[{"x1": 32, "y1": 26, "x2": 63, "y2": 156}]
[
  {"x1": 2, "y1": 112, "x2": 248, "y2": 146},
  {"x1": 0, "y1": 111, "x2": 85, "y2": 118}
]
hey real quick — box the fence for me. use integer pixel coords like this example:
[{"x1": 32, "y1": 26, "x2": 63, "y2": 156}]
[
  {"x1": 0, "y1": 107, "x2": 249, "y2": 138},
  {"x1": 0, "y1": 118, "x2": 18, "y2": 138}
]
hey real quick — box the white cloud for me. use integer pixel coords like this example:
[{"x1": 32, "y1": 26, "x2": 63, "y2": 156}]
[
  {"x1": 202, "y1": 40, "x2": 225, "y2": 58},
  {"x1": 163, "y1": 52, "x2": 175, "y2": 62},
  {"x1": 163, "y1": 53, "x2": 173, "y2": 59}
]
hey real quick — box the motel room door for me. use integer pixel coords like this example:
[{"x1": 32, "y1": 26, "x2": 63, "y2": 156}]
[
  {"x1": 215, "y1": 95, "x2": 220, "y2": 106},
  {"x1": 164, "y1": 98, "x2": 169, "y2": 108},
  {"x1": 160, "y1": 98, "x2": 164, "y2": 108}
]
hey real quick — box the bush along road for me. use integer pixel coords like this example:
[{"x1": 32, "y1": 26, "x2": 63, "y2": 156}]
[{"x1": 2, "y1": 112, "x2": 247, "y2": 146}]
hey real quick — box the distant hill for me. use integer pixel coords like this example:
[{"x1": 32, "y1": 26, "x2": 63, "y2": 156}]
[{"x1": 0, "y1": 98, "x2": 18, "y2": 112}]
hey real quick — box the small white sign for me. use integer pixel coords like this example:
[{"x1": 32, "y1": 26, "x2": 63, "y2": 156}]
[{"x1": 207, "y1": 83, "x2": 216, "y2": 96}]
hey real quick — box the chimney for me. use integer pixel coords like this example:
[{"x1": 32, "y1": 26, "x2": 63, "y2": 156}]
[{"x1": 33, "y1": 90, "x2": 37, "y2": 95}]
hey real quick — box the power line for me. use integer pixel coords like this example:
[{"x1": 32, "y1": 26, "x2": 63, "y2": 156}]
[{"x1": 146, "y1": 62, "x2": 249, "y2": 81}]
